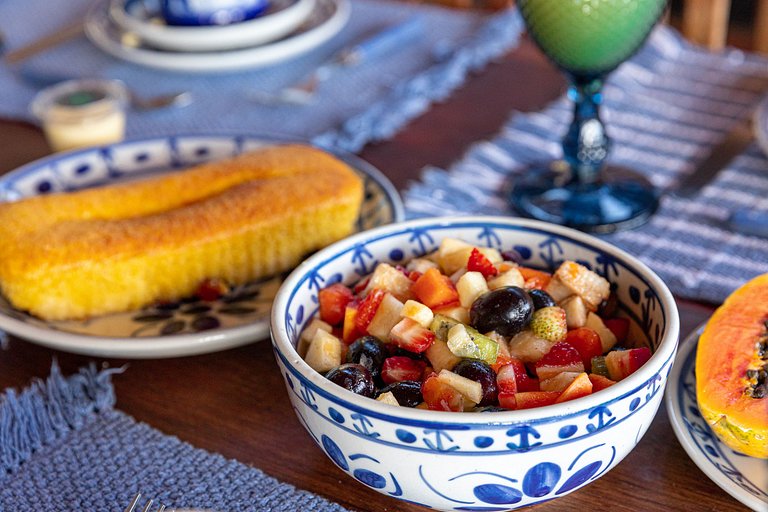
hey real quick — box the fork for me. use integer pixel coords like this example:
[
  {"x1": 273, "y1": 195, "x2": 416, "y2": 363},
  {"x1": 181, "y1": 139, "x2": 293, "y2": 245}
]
[{"x1": 124, "y1": 492, "x2": 169, "y2": 512}]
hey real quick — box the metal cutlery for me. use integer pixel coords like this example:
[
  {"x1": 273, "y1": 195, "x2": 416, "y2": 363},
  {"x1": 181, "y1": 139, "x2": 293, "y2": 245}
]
[
  {"x1": 3, "y1": 20, "x2": 84, "y2": 64},
  {"x1": 124, "y1": 493, "x2": 169, "y2": 512},
  {"x1": 248, "y1": 16, "x2": 425, "y2": 105}
]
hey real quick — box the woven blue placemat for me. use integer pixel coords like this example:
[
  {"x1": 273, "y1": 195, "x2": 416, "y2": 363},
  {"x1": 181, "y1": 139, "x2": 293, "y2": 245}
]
[
  {"x1": 0, "y1": 0, "x2": 522, "y2": 153},
  {"x1": 404, "y1": 27, "x2": 768, "y2": 305},
  {"x1": 0, "y1": 363, "x2": 351, "y2": 511}
]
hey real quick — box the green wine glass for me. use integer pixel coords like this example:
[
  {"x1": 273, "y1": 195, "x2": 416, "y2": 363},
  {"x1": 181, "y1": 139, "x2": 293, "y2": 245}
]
[{"x1": 510, "y1": 0, "x2": 669, "y2": 233}]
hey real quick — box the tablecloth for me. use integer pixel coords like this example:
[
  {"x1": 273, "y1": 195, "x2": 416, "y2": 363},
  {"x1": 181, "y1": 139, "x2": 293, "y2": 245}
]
[
  {"x1": 0, "y1": 0, "x2": 522, "y2": 153},
  {"x1": 0, "y1": 363, "x2": 352, "y2": 511},
  {"x1": 403, "y1": 26, "x2": 768, "y2": 304}
]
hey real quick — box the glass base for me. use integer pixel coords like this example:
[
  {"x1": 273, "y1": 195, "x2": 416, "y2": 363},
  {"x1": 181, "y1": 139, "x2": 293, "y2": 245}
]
[{"x1": 509, "y1": 162, "x2": 658, "y2": 234}]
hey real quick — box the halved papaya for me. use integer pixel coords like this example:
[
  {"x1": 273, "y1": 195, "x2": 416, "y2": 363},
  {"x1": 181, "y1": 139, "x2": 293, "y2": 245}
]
[{"x1": 696, "y1": 273, "x2": 768, "y2": 459}]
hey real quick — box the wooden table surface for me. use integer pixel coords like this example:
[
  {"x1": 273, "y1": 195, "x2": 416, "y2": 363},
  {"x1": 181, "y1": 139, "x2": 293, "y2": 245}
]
[{"x1": 0, "y1": 38, "x2": 749, "y2": 512}]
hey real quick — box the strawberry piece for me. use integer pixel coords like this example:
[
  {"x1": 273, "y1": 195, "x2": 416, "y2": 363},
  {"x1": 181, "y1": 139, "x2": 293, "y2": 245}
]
[
  {"x1": 318, "y1": 283, "x2": 354, "y2": 326},
  {"x1": 389, "y1": 317, "x2": 436, "y2": 353},
  {"x1": 565, "y1": 327, "x2": 603, "y2": 371},
  {"x1": 411, "y1": 268, "x2": 460, "y2": 309},
  {"x1": 422, "y1": 374, "x2": 464, "y2": 411},
  {"x1": 355, "y1": 288, "x2": 386, "y2": 334},
  {"x1": 605, "y1": 347, "x2": 651, "y2": 381},
  {"x1": 530, "y1": 306, "x2": 568, "y2": 343},
  {"x1": 555, "y1": 372, "x2": 593, "y2": 403},
  {"x1": 496, "y1": 364, "x2": 519, "y2": 394},
  {"x1": 519, "y1": 267, "x2": 552, "y2": 290},
  {"x1": 498, "y1": 391, "x2": 517, "y2": 410},
  {"x1": 497, "y1": 357, "x2": 539, "y2": 393},
  {"x1": 467, "y1": 248, "x2": 498, "y2": 278},
  {"x1": 603, "y1": 317, "x2": 630, "y2": 344},
  {"x1": 535, "y1": 341, "x2": 585, "y2": 380},
  {"x1": 588, "y1": 373, "x2": 616, "y2": 392},
  {"x1": 514, "y1": 391, "x2": 559, "y2": 410},
  {"x1": 195, "y1": 278, "x2": 228, "y2": 302},
  {"x1": 381, "y1": 356, "x2": 426, "y2": 384}
]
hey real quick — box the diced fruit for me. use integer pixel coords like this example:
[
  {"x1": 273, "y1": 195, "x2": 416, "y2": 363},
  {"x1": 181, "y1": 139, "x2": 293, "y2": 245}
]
[
  {"x1": 401, "y1": 299, "x2": 434, "y2": 328},
  {"x1": 605, "y1": 347, "x2": 652, "y2": 381},
  {"x1": 376, "y1": 391, "x2": 400, "y2": 406},
  {"x1": 346, "y1": 335, "x2": 388, "y2": 382},
  {"x1": 355, "y1": 288, "x2": 386, "y2": 334},
  {"x1": 529, "y1": 306, "x2": 568, "y2": 343},
  {"x1": 342, "y1": 302, "x2": 362, "y2": 343},
  {"x1": 298, "y1": 318, "x2": 332, "y2": 358},
  {"x1": 406, "y1": 257, "x2": 439, "y2": 274},
  {"x1": 390, "y1": 317, "x2": 436, "y2": 353},
  {"x1": 508, "y1": 330, "x2": 553, "y2": 363},
  {"x1": 412, "y1": 267, "x2": 460, "y2": 309},
  {"x1": 379, "y1": 380, "x2": 423, "y2": 407},
  {"x1": 561, "y1": 295, "x2": 588, "y2": 328},
  {"x1": 467, "y1": 248, "x2": 498, "y2": 278},
  {"x1": 545, "y1": 261, "x2": 610, "y2": 311},
  {"x1": 437, "y1": 369, "x2": 483, "y2": 404},
  {"x1": 422, "y1": 374, "x2": 464, "y2": 412},
  {"x1": 564, "y1": 327, "x2": 603, "y2": 371},
  {"x1": 514, "y1": 391, "x2": 560, "y2": 410},
  {"x1": 446, "y1": 323, "x2": 499, "y2": 364},
  {"x1": 430, "y1": 314, "x2": 460, "y2": 341},
  {"x1": 540, "y1": 371, "x2": 581, "y2": 392},
  {"x1": 603, "y1": 317, "x2": 630, "y2": 344},
  {"x1": 362, "y1": 263, "x2": 414, "y2": 302},
  {"x1": 555, "y1": 372, "x2": 593, "y2": 403},
  {"x1": 424, "y1": 337, "x2": 461, "y2": 372},
  {"x1": 469, "y1": 286, "x2": 534, "y2": 337},
  {"x1": 304, "y1": 330, "x2": 343, "y2": 373},
  {"x1": 437, "y1": 238, "x2": 475, "y2": 275},
  {"x1": 519, "y1": 267, "x2": 552, "y2": 290},
  {"x1": 588, "y1": 373, "x2": 616, "y2": 391},
  {"x1": 497, "y1": 357, "x2": 539, "y2": 393},
  {"x1": 488, "y1": 267, "x2": 525, "y2": 290},
  {"x1": 585, "y1": 312, "x2": 619, "y2": 352},
  {"x1": 453, "y1": 359, "x2": 498, "y2": 406},
  {"x1": 590, "y1": 355, "x2": 609, "y2": 377},
  {"x1": 318, "y1": 283, "x2": 354, "y2": 325},
  {"x1": 528, "y1": 289, "x2": 557, "y2": 310},
  {"x1": 535, "y1": 342, "x2": 585, "y2": 380},
  {"x1": 366, "y1": 293, "x2": 404, "y2": 341},
  {"x1": 456, "y1": 271, "x2": 489, "y2": 308},
  {"x1": 433, "y1": 303, "x2": 469, "y2": 324},
  {"x1": 326, "y1": 363, "x2": 375, "y2": 397},
  {"x1": 498, "y1": 391, "x2": 517, "y2": 409},
  {"x1": 381, "y1": 356, "x2": 426, "y2": 384}
]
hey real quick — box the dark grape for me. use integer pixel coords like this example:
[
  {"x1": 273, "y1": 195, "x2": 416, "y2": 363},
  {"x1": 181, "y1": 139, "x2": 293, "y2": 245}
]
[
  {"x1": 528, "y1": 289, "x2": 557, "y2": 310},
  {"x1": 597, "y1": 283, "x2": 619, "y2": 318},
  {"x1": 469, "y1": 286, "x2": 533, "y2": 337},
  {"x1": 346, "y1": 335, "x2": 388, "y2": 382},
  {"x1": 326, "y1": 364, "x2": 375, "y2": 398},
  {"x1": 378, "y1": 380, "x2": 423, "y2": 408},
  {"x1": 453, "y1": 359, "x2": 498, "y2": 406},
  {"x1": 501, "y1": 249, "x2": 524, "y2": 264},
  {"x1": 476, "y1": 406, "x2": 506, "y2": 413}
]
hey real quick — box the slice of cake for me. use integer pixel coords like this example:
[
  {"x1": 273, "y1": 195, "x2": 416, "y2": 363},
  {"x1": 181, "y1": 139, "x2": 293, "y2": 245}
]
[{"x1": 0, "y1": 144, "x2": 364, "y2": 320}]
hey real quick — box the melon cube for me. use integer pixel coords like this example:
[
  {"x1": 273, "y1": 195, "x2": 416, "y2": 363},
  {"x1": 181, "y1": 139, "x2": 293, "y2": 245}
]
[
  {"x1": 304, "y1": 330, "x2": 342, "y2": 373},
  {"x1": 561, "y1": 295, "x2": 588, "y2": 328},
  {"x1": 508, "y1": 330, "x2": 553, "y2": 363},
  {"x1": 366, "y1": 293, "x2": 404, "y2": 341},
  {"x1": 456, "y1": 271, "x2": 489, "y2": 308},
  {"x1": 424, "y1": 337, "x2": 461, "y2": 372},
  {"x1": 545, "y1": 261, "x2": 610, "y2": 311},
  {"x1": 362, "y1": 263, "x2": 414, "y2": 302},
  {"x1": 586, "y1": 312, "x2": 618, "y2": 352},
  {"x1": 540, "y1": 371, "x2": 581, "y2": 392},
  {"x1": 376, "y1": 391, "x2": 401, "y2": 406},
  {"x1": 433, "y1": 303, "x2": 470, "y2": 324},
  {"x1": 401, "y1": 299, "x2": 434, "y2": 328},
  {"x1": 406, "y1": 257, "x2": 439, "y2": 274},
  {"x1": 437, "y1": 369, "x2": 483, "y2": 404},
  {"x1": 487, "y1": 267, "x2": 525, "y2": 290},
  {"x1": 437, "y1": 238, "x2": 474, "y2": 274},
  {"x1": 298, "y1": 318, "x2": 332, "y2": 358}
]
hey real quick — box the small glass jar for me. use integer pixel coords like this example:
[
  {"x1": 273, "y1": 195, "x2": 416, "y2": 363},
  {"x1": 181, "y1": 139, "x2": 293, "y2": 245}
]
[{"x1": 31, "y1": 79, "x2": 129, "y2": 152}]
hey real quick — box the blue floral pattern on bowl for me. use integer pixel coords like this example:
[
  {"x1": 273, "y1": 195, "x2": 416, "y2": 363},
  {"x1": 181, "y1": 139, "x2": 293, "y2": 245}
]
[
  {"x1": 0, "y1": 134, "x2": 403, "y2": 358},
  {"x1": 271, "y1": 217, "x2": 680, "y2": 510},
  {"x1": 666, "y1": 326, "x2": 768, "y2": 511}
]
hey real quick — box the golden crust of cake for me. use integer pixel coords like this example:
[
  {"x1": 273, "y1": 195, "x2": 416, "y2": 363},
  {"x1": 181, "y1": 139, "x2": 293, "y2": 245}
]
[{"x1": 0, "y1": 144, "x2": 364, "y2": 320}]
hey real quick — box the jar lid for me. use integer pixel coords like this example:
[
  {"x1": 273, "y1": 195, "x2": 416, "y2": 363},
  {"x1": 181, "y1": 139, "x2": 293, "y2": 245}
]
[{"x1": 31, "y1": 79, "x2": 129, "y2": 123}]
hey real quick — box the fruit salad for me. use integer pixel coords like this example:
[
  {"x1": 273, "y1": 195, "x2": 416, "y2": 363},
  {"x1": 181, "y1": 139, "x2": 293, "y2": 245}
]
[{"x1": 299, "y1": 238, "x2": 651, "y2": 412}]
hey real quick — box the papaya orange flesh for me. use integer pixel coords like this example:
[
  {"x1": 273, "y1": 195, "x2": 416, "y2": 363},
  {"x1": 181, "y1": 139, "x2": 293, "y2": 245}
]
[{"x1": 696, "y1": 273, "x2": 768, "y2": 459}]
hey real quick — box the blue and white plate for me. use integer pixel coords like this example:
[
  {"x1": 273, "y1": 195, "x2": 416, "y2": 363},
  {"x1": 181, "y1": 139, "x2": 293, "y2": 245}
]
[
  {"x1": 665, "y1": 324, "x2": 768, "y2": 511},
  {"x1": 0, "y1": 134, "x2": 403, "y2": 359},
  {"x1": 754, "y1": 94, "x2": 768, "y2": 158}
]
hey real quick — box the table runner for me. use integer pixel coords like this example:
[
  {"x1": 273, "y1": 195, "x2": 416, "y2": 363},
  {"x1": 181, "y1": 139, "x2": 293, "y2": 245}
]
[
  {"x1": 403, "y1": 27, "x2": 768, "y2": 305},
  {"x1": 0, "y1": 363, "x2": 352, "y2": 511},
  {"x1": 0, "y1": 0, "x2": 522, "y2": 153}
]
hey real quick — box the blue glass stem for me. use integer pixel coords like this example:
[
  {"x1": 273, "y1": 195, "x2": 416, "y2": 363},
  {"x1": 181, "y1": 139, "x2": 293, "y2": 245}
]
[{"x1": 562, "y1": 76, "x2": 608, "y2": 186}]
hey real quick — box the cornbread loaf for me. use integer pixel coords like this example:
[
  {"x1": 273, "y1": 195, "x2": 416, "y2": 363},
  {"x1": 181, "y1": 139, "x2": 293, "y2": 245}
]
[{"x1": 0, "y1": 144, "x2": 364, "y2": 320}]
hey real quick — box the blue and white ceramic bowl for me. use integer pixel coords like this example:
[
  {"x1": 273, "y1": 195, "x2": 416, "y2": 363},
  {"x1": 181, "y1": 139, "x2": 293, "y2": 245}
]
[
  {"x1": 161, "y1": 0, "x2": 269, "y2": 25},
  {"x1": 270, "y1": 216, "x2": 680, "y2": 511}
]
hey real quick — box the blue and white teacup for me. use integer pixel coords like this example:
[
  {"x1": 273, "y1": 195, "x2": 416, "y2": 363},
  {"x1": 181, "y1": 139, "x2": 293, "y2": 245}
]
[{"x1": 161, "y1": 0, "x2": 270, "y2": 26}]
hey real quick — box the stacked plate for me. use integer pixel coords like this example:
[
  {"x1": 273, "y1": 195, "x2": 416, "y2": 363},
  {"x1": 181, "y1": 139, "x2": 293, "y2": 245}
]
[{"x1": 84, "y1": 0, "x2": 351, "y2": 72}]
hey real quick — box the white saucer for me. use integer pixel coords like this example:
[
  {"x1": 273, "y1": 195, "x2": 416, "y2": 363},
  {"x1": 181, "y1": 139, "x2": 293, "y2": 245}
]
[
  {"x1": 109, "y1": 0, "x2": 316, "y2": 52},
  {"x1": 0, "y1": 134, "x2": 404, "y2": 359},
  {"x1": 665, "y1": 324, "x2": 768, "y2": 511},
  {"x1": 85, "y1": 0, "x2": 350, "y2": 72}
]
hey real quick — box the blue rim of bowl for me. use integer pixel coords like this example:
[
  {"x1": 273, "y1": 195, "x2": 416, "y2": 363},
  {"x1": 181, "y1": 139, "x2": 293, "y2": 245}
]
[{"x1": 270, "y1": 215, "x2": 681, "y2": 426}]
